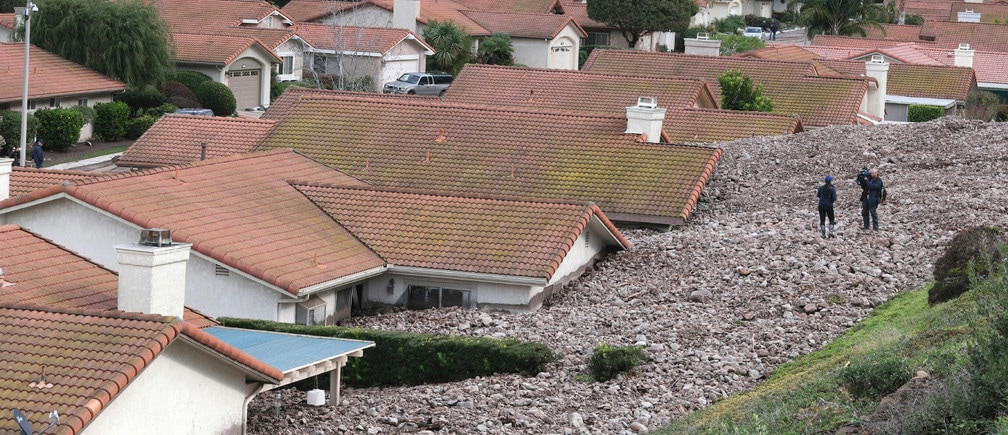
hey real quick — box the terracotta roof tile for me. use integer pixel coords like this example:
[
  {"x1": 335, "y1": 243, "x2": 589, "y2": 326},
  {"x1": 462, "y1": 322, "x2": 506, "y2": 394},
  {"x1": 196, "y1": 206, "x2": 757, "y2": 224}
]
[
  {"x1": 0, "y1": 224, "x2": 218, "y2": 328},
  {"x1": 559, "y1": 0, "x2": 611, "y2": 29},
  {"x1": 817, "y1": 59, "x2": 976, "y2": 100},
  {"x1": 254, "y1": 93, "x2": 722, "y2": 225},
  {"x1": 262, "y1": 87, "x2": 443, "y2": 121},
  {"x1": 281, "y1": 0, "x2": 339, "y2": 22},
  {"x1": 453, "y1": 0, "x2": 563, "y2": 13},
  {"x1": 459, "y1": 10, "x2": 585, "y2": 38},
  {"x1": 919, "y1": 21, "x2": 1008, "y2": 52},
  {"x1": 365, "y1": 0, "x2": 493, "y2": 35},
  {"x1": 865, "y1": 24, "x2": 926, "y2": 41},
  {"x1": 919, "y1": 47, "x2": 1008, "y2": 86},
  {"x1": 446, "y1": 64, "x2": 802, "y2": 142},
  {"x1": 117, "y1": 114, "x2": 276, "y2": 168},
  {"x1": 903, "y1": 0, "x2": 956, "y2": 22},
  {"x1": 151, "y1": 0, "x2": 289, "y2": 34},
  {"x1": 8, "y1": 167, "x2": 101, "y2": 199},
  {"x1": 60, "y1": 150, "x2": 383, "y2": 295},
  {"x1": 581, "y1": 49, "x2": 868, "y2": 127},
  {"x1": 295, "y1": 23, "x2": 433, "y2": 54},
  {"x1": 739, "y1": 44, "x2": 823, "y2": 62},
  {"x1": 171, "y1": 32, "x2": 280, "y2": 64},
  {"x1": 0, "y1": 43, "x2": 126, "y2": 104},
  {"x1": 295, "y1": 185, "x2": 628, "y2": 279},
  {"x1": 215, "y1": 27, "x2": 297, "y2": 51},
  {"x1": 949, "y1": 1, "x2": 1008, "y2": 22}
]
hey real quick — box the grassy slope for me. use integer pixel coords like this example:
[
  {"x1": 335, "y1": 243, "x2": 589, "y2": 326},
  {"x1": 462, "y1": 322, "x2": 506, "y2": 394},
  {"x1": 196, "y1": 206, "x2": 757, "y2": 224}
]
[{"x1": 659, "y1": 283, "x2": 980, "y2": 434}]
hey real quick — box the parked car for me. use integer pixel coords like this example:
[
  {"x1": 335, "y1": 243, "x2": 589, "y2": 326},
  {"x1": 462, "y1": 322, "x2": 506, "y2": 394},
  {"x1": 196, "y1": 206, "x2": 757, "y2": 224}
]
[
  {"x1": 743, "y1": 27, "x2": 766, "y2": 40},
  {"x1": 383, "y1": 72, "x2": 453, "y2": 96},
  {"x1": 174, "y1": 108, "x2": 214, "y2": 116}
]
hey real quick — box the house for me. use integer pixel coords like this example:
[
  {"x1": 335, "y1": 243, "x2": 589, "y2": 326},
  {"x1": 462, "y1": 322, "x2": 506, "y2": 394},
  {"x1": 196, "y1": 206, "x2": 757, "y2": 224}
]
[
  {"x1": 295, "y1": 22, "x2": 435, "y2": 89},
  {"x1": 901, "y1": 0, "x2": 1008, "y2": 22},
  {"x1": 254, "y1": 91, "x2": 723, "y2": 227},
  {"x1": 859, "y1": 20, "x2": 1008, "y2": 54},
  {"x1": 283, "y1": 0, "x2": 587, "y2": 69},
  {"x1": 445, "y1": 63, "x2": 805, "y2": 142},
  {"x1": 0, "y1": 150, "x2": 628, "y2": 321},
  {"x1": 0, "y1": 222, "x2": 376, "y2": 420},
  {"x1": 0, "y1": 43, "x2": 127, "y2": 144},
  {"x1": 581, "y1": 49, "x2": 875, "y2": 127}
]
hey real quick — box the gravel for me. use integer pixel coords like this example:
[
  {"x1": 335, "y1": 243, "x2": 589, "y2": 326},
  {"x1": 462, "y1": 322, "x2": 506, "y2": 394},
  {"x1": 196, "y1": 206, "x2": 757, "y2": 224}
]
[{"x1": 248, "y1": 118, "x2": 1008, "y2": 434}]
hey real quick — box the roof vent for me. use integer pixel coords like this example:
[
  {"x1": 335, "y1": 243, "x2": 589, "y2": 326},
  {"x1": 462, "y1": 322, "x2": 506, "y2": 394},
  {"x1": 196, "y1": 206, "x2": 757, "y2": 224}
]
[
  {"x1": 870, "y1": 54, "x2": 885, "y2": 63},
  {"x1": 958, "y1": 43, "x2": 970, "y2": 50},
  {"x1": 697, "y1": 32, "x2": 709, "y2": 40},
  {"x1": 139, "y1": 228, "x2": 172, "y2": 247},
  {"x1": 636, "y1": 96, "x2": 658, "y2": 109}
]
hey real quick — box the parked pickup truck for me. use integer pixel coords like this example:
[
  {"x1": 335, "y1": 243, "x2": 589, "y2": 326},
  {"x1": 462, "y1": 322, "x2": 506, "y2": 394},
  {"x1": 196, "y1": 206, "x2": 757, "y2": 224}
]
[{"x1": 382, "y1": 72, "x2": 453, "y2": 96}]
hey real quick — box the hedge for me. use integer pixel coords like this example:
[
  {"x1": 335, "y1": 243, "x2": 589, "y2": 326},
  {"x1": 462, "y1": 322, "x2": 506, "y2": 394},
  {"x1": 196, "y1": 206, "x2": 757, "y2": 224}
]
[
  {"x1": 34, "y1": 108, "x2": 84, "y2": 152},
  {"x1": 908, "y1": 104, "x2": 944, "y2": 122},
  {"x1": 93, "y1": 101, "x2": 130, "y2": 141},
  {"x1": 218, "y1": 317, "x2": 556, "y2": 388}
]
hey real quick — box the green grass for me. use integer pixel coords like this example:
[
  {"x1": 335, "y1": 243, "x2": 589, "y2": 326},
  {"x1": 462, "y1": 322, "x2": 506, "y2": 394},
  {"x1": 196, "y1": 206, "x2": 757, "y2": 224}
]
[
  {"x1": 658, "y1": 283, "x2": 987, "y2": 435},
  {"x1": 49, "y1": 145, "x2": 129, "y2": 165}
]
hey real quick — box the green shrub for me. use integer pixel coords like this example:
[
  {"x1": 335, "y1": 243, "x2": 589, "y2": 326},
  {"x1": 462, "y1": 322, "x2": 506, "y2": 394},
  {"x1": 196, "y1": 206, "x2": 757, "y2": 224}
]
[
  {"x1": 587, "y1": 342, "x2": 646, "y2": 382},
  {"x1": 139, "y1": 103, "x2": 178, "y2": 119},
  {"x1": 217, "y1": 317, "x2": 556, "y2": 387},
  {"x1": 713, "y1": 15, "x2": 746, "y2": 33},
  {"x1": 930, "y1": 226, "x2": 1006, "y2": 305},
  {"x1": 33, "y1": 108, "x2": 84, "y2": 152},
  {"x1": 195, "y1": 81, "x2": 236, "y2": 117},
  {"x1": 93, "y1": 101, "x2": 130, "y2": 141},
  {"x1": 908, "y1": 104, "x2": 945, "y2": 122},
  {"x1": 837, "y1": 351, "x2": 911, "y2": 399},
  {"x1": 965, "y1": 260, "x2": 1008, "y2": 420},
  {"x1": 966, "y1": 90, "x2": 1000, "y2": 121},
  {"x1": 71, "y1": 105, "x2": 96, "y2": 125},
  {"x1": 271, "y1": 81, "x2": 301, "y2": 101},
  {"x1": 125, "y1": 115, "x2": 157, "y2": 140},
  {"x1": 0, "y1": 110, "x2": 38, "y2": 155},
  {"x1": 116, "y1": 86, "x2": 167, "y2": 117},
  {"x1": 166, "y1": 71, "x2": 213, "y2": 96}
]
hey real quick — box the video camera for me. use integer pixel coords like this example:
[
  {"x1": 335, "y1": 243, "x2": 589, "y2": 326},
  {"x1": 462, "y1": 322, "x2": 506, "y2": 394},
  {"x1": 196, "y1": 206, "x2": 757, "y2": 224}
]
[{"x1": 856, "y1": 167, "x2": 870, "y2": 185}]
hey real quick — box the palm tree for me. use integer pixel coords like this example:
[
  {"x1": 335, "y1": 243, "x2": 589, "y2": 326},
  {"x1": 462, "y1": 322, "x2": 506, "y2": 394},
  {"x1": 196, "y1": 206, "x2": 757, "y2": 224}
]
[
  {"x1": 794, "y1": 0, "x2": 887, "y2": 38},
  {"x1": 422, "y1": 20, "x2": 472, "y2": 76}
]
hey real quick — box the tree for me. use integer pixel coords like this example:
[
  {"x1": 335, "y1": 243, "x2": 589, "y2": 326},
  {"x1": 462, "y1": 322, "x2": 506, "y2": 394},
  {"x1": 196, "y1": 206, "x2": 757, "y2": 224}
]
[
  {"x1": 21, "y1": 0, "x2": 173, "y2": 89},
  {"x1": 794, "y1": 0, "x2": 886, "y2": 38},
  {"x1": 717, "y1": 69, "x2": 774, "y2": 112},
  {"x1": 423, "y1": 20, "x2": 472, "y2": 76},
  {"x1": 477, "y1": 32, "x2": 514, "y2": 66},
  {"x1": 587, "y1": 0, "x2": 699, "y2": 50},
  {"x1": 715, "y1": 33, "x2": 766, "y2": 56}
]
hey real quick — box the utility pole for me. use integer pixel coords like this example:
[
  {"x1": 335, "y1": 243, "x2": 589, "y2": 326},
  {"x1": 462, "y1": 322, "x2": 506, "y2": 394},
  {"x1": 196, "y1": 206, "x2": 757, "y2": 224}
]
[{"x1": 19, "y1": 0, "x2": 36, "y2": 168}]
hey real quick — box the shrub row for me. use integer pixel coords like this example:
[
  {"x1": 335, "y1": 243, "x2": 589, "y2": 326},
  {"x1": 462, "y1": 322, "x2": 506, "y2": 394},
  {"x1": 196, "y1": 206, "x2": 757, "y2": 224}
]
[
  {"x1": 908, "y1": 104, "x2": 945, "y2": 122},
  {"x1": 218, "y1": 317, "x2": 556, "y2": 388}
]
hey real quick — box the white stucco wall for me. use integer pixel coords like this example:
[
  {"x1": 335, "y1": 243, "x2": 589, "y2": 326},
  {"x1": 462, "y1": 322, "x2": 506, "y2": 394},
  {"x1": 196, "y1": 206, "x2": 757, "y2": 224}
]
[
  {"x1": 548, "y1": 218, "x2": 611, "y2": 286},
  {"x1": 82, "y1": 340, "x2": 252, "y2": 435},
  {"x1": 366, "y1": 272, "x2": 535, "y2": 310},
  {"x1": 512, "y1": 38, "x2": 550, "y2": 69}
]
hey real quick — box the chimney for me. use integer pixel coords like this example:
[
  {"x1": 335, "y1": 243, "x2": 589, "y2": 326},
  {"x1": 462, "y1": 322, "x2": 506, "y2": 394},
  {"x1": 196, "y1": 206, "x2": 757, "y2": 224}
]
[
  {"x1": 0, "y1": 157, "x2": 12, "y2": 201},
  {"x1": 684, "y1": 33, "x2": 722, "y2": 56},
  {"x1": 625, "y1": 97, "x2": 666, "y2": 144},
  {"x1": 863, "y1": 55, "x2": 889, "y2": 121},
  {"x1": 953, "y1": 43, "x2": 974, "y2": 68},
  {"x1": 393, "y1": 0, "x2": 419, "y2": 33},
  {"x1": 115, "y1": 228, "x2": 190, "y2": 319}
]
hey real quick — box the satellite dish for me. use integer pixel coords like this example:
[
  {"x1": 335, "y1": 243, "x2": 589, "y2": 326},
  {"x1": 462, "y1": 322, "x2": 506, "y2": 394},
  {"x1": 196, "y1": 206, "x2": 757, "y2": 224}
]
[{"x1": 12, "y1": 409, "x2": 33, "y2": 435}]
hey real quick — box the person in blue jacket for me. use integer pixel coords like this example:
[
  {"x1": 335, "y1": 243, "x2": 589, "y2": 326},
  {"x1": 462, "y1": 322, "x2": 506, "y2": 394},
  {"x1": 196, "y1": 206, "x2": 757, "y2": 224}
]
[
  {"x1": 31, "y1": 138, "x2": 44, "y2": 168},
  {"x1": 858, "y1": 168, "x2": 884, "y2": 230},
  {"x1": 817, "y1": 175, "x2": 837, "y2": 238}
]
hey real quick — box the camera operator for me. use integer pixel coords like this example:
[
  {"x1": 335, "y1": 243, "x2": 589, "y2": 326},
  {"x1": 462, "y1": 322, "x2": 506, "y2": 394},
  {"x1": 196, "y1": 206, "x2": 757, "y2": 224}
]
[{"x1": 857, "y1": 167, "x2": 884, "y2": 230}]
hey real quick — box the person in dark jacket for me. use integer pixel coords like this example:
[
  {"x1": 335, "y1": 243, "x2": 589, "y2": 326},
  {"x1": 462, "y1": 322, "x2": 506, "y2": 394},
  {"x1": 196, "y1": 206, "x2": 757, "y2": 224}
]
[
  {"x1": 31, "y1": 138, "x2": 44, "y2": 169},
  {"x1": 858, "y1": 168, "x2": 884, "y2": 230},
  {"x1": 817, "y1": 175, "x2": 837, "y2": 238}
]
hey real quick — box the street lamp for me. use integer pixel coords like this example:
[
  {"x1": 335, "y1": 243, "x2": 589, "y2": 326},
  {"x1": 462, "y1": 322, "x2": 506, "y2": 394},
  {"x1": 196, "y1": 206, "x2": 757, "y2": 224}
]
[{"x1": 19, "y1": 0, "x2": 37, "y2": 168}]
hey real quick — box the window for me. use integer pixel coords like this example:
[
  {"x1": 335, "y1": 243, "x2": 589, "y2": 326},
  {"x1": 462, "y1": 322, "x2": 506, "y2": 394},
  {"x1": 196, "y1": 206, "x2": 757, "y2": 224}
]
[
  {"x1": 28, "y1": 100, "x2": 36, "y2": 110},
  {"x1": 77, "y1": 98, "x2": 88, "y2": 107},
  {"x1": 48, "y1": 98, "x2": 61, "y2": 108},
  {"x1": 313, "y1": 54, "x2": 328, "y2": 74},
  {"x1": 583, "y1": 32, "x2": 609, "y2": 47},
  {"x1": 280, "y1": 55, "x2": 294, "y2": 75},
  {"x1": 406, "y1": 285, "x2": 471, "y2": 310}
]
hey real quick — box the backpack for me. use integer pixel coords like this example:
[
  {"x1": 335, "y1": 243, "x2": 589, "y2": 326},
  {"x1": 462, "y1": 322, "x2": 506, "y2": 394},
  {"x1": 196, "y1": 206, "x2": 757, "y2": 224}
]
[{"x1": 880, "y1": 187, "x2": 888, "y2": 203}]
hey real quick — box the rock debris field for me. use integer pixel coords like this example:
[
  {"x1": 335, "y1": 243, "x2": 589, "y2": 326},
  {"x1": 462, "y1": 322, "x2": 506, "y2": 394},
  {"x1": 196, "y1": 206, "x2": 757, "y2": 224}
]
[{"x1": 248, "y1": 118, "x2": 1008, "y2": 434}]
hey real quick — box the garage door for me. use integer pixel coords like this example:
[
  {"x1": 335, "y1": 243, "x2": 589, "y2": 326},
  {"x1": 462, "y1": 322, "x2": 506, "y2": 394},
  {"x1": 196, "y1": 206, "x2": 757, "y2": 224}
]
[
  {"x1": 382, "y1": 59, "x2": 418, "y2": 86},
  {"x1": 226, "y1": 69, "x2": 261, "y2": 112}
]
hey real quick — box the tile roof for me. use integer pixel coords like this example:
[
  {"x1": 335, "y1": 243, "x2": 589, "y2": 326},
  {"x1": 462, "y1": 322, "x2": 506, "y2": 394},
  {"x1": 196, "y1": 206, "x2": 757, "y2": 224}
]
[
  {"x1": 446, "y1": 64, "x2": 719, "y2": 112},
  {"x1": 918, "y1": 47, "x2": 1008, "y2": 85},
  {"x1": 0, "y1": 13, "x2": 13, "y2": 31},
  {"x1": 295, "y1": 23, "x2": 433, "y2": 54},
  {"x1": 171, "y1": 32, "x2": 280, "y2": 65},
  {"x1": 116, "y1": 114, "x2": 276, "y2": 168},
  {"x1": 949, "y1": 1, "x2": 1008, "y2": 22},
  {"x1": 0, "y1": 224, "x2": 217, "y2": 328},
  {"x1": 919, "y1": 21, "x2": 1008, "y2": 52},
  {"x1": 280, "y1": 0, "x2": 339, "y2": 22},
  {"x1": 254, "y1": 93, "x2": 722, "y2": 225},
  {"x1": 0, "y1": 43, "x2": 127, "y2": 104},
  {"x1": 0, "y1": 304, "x2": 280, "y2": 434},
  {"x1": 215, "y1": 26, "x2": 298, "y2": 51},
  {"x1": 581, "y1": 49, "x2": 868, "y2": 127},
  {"x1": 453, "y1": 0, "x2": 564, "y2": 13},
  {"x1": 261, "y1": 87, "x2": 441, "y2": 121},
  {"x1": 446, "y1": 64, "x2": 802, "y2": 142},
  {"x1": 903, "y1": 0, "x2": 956, "y2": 22},
  {"x1": 459, "y1": 10, "x2": 586, "y2": 39},
  {"x1": 8, "y1": 167, "x2": 101, "y2": 199},
  {"x1": 367, "y1": 0, "x2": 494, "y2": 35},
  {"x1": 5, "y1": 150, "x2": 385, "y2": 296},
  {"x1": 295, "y1": 185, "x2": 628, "y2": 279},
  {"x1": 558, "y1": 0, "x2": 611, "y2": 29},
  {"x1": 739, "y1": 44, "x2": 823, "y2": 62},
  {"x1": 151, "y1": 0, "x2": 289, "y2": 34},
  {"x1": 817, "y1": 59, "x2": 976, "y2": 100}
]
